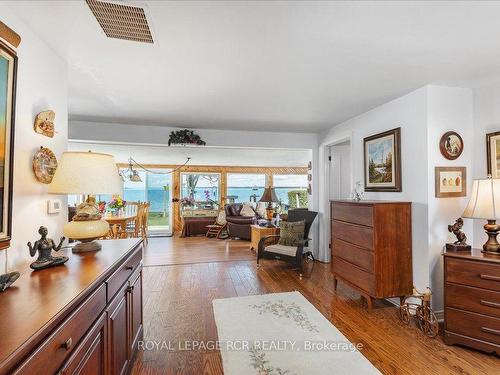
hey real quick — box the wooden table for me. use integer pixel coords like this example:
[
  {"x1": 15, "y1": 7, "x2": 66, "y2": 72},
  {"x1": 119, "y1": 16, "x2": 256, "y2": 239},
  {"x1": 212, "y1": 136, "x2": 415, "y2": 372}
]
[
  {"x1": 104, "y1": 214, "x2": 136, "y2": 238},
  {"x1": 250, "y1": 224, "x2": 280, "y2": 251}
]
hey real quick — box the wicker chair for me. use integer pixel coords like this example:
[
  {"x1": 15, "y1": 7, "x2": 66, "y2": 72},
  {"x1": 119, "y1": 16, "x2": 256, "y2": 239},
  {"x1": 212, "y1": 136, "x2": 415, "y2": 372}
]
[{"x1": 257, "y1": 209, "x2": 318, "y2": 277}]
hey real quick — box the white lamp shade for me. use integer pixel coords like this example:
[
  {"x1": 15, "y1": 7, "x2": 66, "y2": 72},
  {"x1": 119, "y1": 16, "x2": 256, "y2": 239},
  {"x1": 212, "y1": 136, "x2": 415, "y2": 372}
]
[
  {"x1": 49, "y1": 151, "x2": 123, "y2": 195},
  {"x1": 463, "y1": 178, "x2": 500, "y2": 220}
]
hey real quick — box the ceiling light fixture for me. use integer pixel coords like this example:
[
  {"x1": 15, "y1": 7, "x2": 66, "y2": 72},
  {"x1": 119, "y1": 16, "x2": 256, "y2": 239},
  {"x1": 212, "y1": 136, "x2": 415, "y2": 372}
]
[{"x1": 120, "y1": 157, "x2": 191, "y2": 182}]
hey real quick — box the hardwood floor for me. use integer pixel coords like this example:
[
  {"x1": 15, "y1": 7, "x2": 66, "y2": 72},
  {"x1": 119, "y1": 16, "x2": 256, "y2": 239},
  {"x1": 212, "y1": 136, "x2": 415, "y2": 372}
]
[
  {"x1": 132, "y1": 237, "x2": 499, "y2": 375},
  {"x1": 143, "y1": 236, "x2": 255, "y2": 266}
]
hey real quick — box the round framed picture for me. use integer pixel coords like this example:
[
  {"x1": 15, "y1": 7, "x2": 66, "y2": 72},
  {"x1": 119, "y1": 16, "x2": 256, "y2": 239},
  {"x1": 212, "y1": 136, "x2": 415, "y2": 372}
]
[{"x1": 439, "y1": 131, "x2": 463, "y2": 160}]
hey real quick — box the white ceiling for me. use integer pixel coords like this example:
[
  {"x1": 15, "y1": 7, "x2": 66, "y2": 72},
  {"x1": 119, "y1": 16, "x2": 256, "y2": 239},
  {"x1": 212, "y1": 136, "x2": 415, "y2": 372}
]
[
  {"x1": 68, "y1": 140, "x2": 311, "y2": 167},
  {"x1": 7, "y1": 1, "x2": 500, "y2": 132}
]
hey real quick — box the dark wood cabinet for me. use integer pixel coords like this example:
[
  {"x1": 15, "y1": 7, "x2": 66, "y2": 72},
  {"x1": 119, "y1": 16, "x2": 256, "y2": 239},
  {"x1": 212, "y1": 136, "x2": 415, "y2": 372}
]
[
  {"x1": 330, "y1": 200, "x2": 413, "y2": 309},
  {"x1": 59, "y1": 313, "x2": 107, "y2": 375},
  {"x1": 0, "y1": 239, "x2": 144, "y2": 375},
  {"x1": 444, "y1": 250, "x2": 500, "y2": 355}
]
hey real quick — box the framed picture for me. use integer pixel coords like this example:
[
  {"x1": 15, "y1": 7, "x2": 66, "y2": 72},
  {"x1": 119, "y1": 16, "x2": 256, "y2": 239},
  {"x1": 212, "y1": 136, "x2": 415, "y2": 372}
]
[
  {"x1": 439, "y1": 131, "x2": 463, "y2": 160},
  {"x1": 435, "y1": 167, "x2": 466, "y2": 198},
  {"x1": 486, "y1": 131, "x2": 500, "y2": 177},
  {"x1": 0, "y1": 41, "x2": 17, "y2": 248},
  {"x1": 364, "y1": 127, "x2": 401, "y2": 192}
]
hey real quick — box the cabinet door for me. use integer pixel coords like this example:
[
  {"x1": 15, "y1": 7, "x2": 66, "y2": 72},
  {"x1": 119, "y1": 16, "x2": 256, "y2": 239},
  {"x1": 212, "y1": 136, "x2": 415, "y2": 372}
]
[
  {"x1": 108, "y1": 287, "x2": 130, "y2": 375},
  {"x1": 59, "y1": 313, "x2": 107, "y2": 375},
  {"x1": 129, "y1": 270, "x2": 143, "y2": 354}
]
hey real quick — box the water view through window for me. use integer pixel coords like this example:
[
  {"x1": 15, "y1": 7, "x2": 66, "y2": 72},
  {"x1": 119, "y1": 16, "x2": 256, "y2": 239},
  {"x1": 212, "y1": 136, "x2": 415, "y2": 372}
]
[{"x1": 226, "y1": 173, "x2": 265, "y2": 203}]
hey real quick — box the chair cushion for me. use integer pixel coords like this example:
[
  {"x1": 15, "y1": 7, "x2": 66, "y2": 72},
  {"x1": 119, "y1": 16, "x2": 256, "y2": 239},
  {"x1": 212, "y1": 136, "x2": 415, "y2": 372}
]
[
  {"x1": 240, "y1": 204, "x2": 255, "y2": 217},
  {"x1": 264, "y1": 244, "x2": 298, "y2": 257},
  {"x1": 278, "y1": 220, "x2": 305, "y2": 246}
]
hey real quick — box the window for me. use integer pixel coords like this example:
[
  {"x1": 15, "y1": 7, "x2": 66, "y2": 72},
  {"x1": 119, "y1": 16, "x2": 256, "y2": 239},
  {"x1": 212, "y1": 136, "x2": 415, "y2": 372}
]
[
  {"x1": 181, "y1": 173, "x2": 220, "y2": 203},
  {"x1": 226, "y1": 173, "x2": 266, "y2": 203},
  {"x1": 273, "y1": 174, "x2": 308, "y2": 211}
]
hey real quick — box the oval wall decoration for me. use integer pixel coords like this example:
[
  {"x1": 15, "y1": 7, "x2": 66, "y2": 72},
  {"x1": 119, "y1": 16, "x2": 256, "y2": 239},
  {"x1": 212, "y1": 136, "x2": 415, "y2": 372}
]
[
  {"x1": 33, "y1": 147, "x2": 58, "y2": 184},
  {"x1": 439, "y1": 131, "x2": 464, "y2": 160}
]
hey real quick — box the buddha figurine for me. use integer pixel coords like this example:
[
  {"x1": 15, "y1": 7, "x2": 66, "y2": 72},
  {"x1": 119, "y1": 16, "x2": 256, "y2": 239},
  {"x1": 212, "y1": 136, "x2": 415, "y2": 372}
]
[
  {"x1": 73, "y1": 196, "x2": 102, "y2": 221},
  {"x1": 28, "y1": 226, "x2": 68, "y2": 270}
]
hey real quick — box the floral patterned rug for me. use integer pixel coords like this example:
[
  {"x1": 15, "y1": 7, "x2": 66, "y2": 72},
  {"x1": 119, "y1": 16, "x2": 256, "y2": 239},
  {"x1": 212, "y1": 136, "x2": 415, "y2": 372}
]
[{"x1": 213, "y1": 291, "x2": 380, "y2": 375}]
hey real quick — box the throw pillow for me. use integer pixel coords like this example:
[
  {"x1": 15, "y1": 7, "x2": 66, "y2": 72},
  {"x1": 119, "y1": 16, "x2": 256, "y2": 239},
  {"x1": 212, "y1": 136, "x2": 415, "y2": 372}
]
[
  {"x1": 255, "y1": 202, "x2": 267, "y2": 218},
  {"x1": 240, "y1": 204, "x2": 255, "y2": 217},
  {"x1": 278, "y1": 220, "x2": 305, "y2": 247}
]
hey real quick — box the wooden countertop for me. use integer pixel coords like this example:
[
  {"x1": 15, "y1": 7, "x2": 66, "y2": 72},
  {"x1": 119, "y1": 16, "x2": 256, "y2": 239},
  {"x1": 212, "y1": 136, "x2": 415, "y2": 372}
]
[
  {"x1": 0, "y1": 238, "x2": 143, "y2": 372},
  {"x1": 443, "y1": 248, "x2": 500, "y2": 264}
]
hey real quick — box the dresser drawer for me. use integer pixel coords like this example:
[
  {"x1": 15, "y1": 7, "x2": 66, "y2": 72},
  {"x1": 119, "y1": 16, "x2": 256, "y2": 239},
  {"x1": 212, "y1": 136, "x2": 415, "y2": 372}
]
[
  {"x1": 332, "y1": 238, "x2": 374, "y2": 273},
  {"x1": 446, "y1": 258, "x2": 500, "y2": 292},
  {"x1": 446, "y1": 308, "x2": 500, "y2": 345},
  {"x1": 332, "y1": 220, "x2": 374, "y2": 249},
  {"x1": 13, "y1": 284, "x2": 107, "y2": 375},
  {"x1": 331, "y1": 203, "x2": 373, "y2": 227},
  {"x1": 106, "y1": 247, "x2": 142, "y2": 302},
  {"x1": 332, "y1": 257, "x2": 375, "y2": 296},
  {"x1": 446, "y1": 283, "x2": 500, "y2": 318}
]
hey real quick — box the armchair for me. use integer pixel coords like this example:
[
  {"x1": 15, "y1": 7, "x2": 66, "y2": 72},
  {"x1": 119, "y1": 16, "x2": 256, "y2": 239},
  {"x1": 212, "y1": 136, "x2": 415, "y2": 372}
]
[{"x1": 257, "y1": 209, "x2": 318, "y2": 277}]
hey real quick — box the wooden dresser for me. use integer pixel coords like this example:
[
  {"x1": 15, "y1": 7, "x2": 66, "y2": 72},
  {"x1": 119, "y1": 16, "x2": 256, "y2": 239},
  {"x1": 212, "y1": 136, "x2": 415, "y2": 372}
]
[
  {"x1": 330, "y1": 200, "x2": 413, "y2": 309},
  {"x1": 0, "y1": 238, "x2": 144, "y2": 375},
  {"x1": 444, "y1": 250, "x2": 500, "y2": 354}
]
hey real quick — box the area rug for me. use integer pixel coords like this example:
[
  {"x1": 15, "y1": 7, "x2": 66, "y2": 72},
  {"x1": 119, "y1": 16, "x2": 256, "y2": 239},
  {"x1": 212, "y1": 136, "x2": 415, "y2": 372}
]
[{"x1": 213, "y1": 291, "x2": 380, "y2": 375}]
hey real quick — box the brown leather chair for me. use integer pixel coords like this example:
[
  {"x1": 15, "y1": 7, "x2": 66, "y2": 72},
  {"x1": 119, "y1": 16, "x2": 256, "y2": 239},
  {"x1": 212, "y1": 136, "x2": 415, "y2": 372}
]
[{"x1": 224, "y1": 203, "x2": 258, "y2": 240}]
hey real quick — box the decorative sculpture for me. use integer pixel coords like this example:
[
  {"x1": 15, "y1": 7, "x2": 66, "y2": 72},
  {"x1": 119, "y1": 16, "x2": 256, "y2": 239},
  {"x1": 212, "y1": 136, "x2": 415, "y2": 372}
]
[
  {"x1": 350, "y1": 181, "x2": 364, "y2": 202},
  {"x1": 446, "y1": 218, "x2": 471, "y2": 251},
  {"x1": 0, "y1": 271, "x2": 20, "y2": 292},
  {"x1": 74, "y1": 196, "x2": 102, "y2": 221},
  {"x1": 28, "y1": 226, "x2": 68, "y2": 270},
  {"x1": 399, "y1": 287, "x2": 439, "y2": 338},
  {"x1": 34, "y1": 110, "x2": 55, "y2": 138}
]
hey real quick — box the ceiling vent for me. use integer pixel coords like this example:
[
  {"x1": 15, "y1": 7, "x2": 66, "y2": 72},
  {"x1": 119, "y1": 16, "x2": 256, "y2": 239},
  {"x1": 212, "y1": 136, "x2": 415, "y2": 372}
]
[{"x1": 86, "y1": 0, "x2": 154, "y2": 44}]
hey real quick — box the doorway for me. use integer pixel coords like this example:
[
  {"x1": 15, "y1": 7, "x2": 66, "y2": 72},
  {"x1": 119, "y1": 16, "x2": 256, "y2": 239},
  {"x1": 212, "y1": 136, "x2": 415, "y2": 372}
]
[{"x1": 328, "y1": 140, "x2": 352, "y2": 200}]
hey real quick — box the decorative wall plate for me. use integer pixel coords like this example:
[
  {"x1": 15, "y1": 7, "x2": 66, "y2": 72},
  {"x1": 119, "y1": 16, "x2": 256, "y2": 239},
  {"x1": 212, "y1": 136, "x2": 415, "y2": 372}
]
[
  {"x1": 34, "y1": 110, "x2": 55, "y2": 138},
  {"x1": 33, "y1": 147, "x2": 57, "y2": 184},
  {"x1": 439, "y1": 131, "x2": 463, "y2": 160}
]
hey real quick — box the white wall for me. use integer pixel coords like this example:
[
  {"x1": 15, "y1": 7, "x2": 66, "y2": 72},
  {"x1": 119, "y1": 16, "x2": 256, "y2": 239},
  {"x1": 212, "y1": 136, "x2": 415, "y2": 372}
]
[
  {"x1": 0, "y1": 7, "x2": 68, "y2": 268},
  {"x1": 319, "y1": 87, "x2": 429, "y2": 290},
  {"x1": 472, "y1": 84, "x2": 500, "y2": 248},
  {"x1": 426, "y1": 86, "x2": 474, "y2": 309},
  {"x1": 318, "y1": 85, "x2": 474, "y2": 311}
]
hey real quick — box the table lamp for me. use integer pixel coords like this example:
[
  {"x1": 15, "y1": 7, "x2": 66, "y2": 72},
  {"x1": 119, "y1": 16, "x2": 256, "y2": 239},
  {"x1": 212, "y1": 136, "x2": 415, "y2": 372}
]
[
  {"x1": 259, "y1": 186, "x2": 279, "y2": 227},
  {"x1": 463, "y1": 177, "x2": 500, "y2": 255},
  {"x1": 49, "y1": 151, "x2": 123, "y2": 253}
]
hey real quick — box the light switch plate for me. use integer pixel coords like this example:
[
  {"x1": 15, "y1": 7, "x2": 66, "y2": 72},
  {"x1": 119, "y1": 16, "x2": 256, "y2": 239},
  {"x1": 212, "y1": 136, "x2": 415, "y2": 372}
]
[{"x1": 47, "y1": 199, "x2": 62, "y2": 214}]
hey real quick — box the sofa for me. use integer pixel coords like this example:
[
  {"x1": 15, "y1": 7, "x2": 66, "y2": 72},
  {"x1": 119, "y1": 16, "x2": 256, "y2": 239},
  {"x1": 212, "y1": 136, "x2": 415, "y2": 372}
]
[{"x1": 224, "y1": 203, "x2": 259, "y2": 240}]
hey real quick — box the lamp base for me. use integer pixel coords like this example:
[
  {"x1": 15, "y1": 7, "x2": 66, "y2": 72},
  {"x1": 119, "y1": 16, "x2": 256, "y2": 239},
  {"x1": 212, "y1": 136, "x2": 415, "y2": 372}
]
[
  {"x1": 73, "y1": 240, "x2": 102, "y2": 253},
  {"x1": 482, "y1": 220, "x2": 500, "y2": 255}
]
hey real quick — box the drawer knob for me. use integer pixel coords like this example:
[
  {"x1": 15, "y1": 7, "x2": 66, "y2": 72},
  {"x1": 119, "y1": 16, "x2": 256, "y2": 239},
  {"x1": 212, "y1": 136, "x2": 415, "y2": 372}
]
[
  {"x1": 61, "y1": 337, "x2": 73, "y2": 351},
  {"x1": 127, "y1": 285, "x2": 135, "y2": 293},
  {"x1": 126, "y1": 265, "x2": 134, "y2": 270}
]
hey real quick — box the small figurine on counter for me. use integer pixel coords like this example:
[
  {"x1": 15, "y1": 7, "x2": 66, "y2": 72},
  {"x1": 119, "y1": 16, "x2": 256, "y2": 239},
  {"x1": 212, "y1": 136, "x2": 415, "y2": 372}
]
[
  {"x1": 446, "y1": 218, "x2": 471, "y2": 251},
  {"x1": 350, "y1": 181, "x2": 364, "y2": 202},
  {"x1": 0, "y1": 271, "x2": 20, "y2": 292},
  {"x1": 28, "y1": 226, "x2": 68, "y2": 270},
  {"x1": 74, "y1": 196, "x2": 102, "y2": 221}
]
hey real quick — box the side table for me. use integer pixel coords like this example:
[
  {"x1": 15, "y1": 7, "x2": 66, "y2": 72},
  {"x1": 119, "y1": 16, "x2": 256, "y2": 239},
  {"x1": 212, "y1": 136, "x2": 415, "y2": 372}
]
[{"x1": 250, "y1": 225, "x2": 280, "y2": 251}]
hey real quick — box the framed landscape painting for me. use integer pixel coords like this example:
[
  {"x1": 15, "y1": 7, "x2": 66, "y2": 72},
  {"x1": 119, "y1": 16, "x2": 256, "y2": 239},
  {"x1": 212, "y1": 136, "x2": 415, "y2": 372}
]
[
  {"x1": 364, "y1": 127, "x2": 402, "y2": 192},
  {"x1": 486, "y1": 131, "x2": 500, "y2": 178},
  {"x1": 0, "y1": 41, "x2": 17, "y2": 247},
  {"x1": 435, "y1": 167, "x2": 466, "y2": 198}
]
